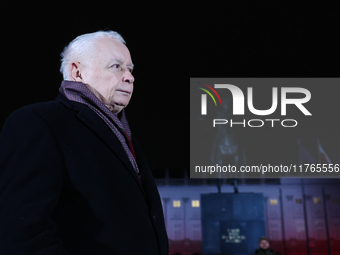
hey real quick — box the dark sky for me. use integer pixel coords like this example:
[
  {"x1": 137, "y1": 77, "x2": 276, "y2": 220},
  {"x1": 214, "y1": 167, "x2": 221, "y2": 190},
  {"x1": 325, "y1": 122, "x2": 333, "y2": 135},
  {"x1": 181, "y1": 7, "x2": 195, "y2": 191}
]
[
  {"x1": 1, "y1": 1, "x2": 340, "y2": 172},
  {"x1": 189, "y1": 2, "x2": 340, "y2": 168},
  {"x1": 0, "y1": 1, "x2": 189, "y2": 170}
]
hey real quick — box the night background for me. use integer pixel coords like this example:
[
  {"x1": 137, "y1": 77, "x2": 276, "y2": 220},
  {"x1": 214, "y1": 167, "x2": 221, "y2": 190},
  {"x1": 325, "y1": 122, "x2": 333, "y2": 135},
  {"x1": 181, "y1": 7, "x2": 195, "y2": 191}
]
[
  {"x1": 1, "y1": 1, "x2": 340, "y2": 255},
  {"x1": 189, "y1": 3, "x2": 340, "y2": 170},
  {"x1": 1, "y1": 2, "x2": 339, "y2": 172},
  {"x1": 0, "y1": 1, "x2": 189, "y2": 172}
]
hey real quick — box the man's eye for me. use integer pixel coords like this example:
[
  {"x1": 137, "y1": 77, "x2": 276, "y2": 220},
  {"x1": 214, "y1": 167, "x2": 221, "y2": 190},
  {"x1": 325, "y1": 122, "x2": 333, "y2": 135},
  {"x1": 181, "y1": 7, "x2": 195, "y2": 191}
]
[
  {"x1": 128, "y1": 68, "x2": 133, "y2": 73},
  {"x1": 112, "y1": 64, "x2": 120, "y2": 69}
]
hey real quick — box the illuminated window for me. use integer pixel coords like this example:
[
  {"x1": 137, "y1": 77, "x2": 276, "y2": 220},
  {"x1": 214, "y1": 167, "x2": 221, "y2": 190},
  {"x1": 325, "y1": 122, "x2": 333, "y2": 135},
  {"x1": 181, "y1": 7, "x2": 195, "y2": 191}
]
[
  {"x1": 192, "y1": 200, "x2": 200, "y2": 207},
  {"x1": 295, "y1": 198, "x2": 302, "y2": 204},
  {"x1": 313, "y1": 197, "x2": 321, "y2": 204},
  {"x1": 332, "y1": 198, "x2": 339, "y2": 204},
  {"x1": 270, "y1": 199, "x2": 278, "y2": 205},
  {"x1": 173, "y1": 200, "x2": 181, "y2": 207}
]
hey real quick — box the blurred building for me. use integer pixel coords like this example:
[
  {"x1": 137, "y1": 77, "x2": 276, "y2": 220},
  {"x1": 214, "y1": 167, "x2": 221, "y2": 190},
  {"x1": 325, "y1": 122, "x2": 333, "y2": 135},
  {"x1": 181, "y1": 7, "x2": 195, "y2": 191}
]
[{"x1": 154, "y1": 172, "x2": 340, "y2": 255}]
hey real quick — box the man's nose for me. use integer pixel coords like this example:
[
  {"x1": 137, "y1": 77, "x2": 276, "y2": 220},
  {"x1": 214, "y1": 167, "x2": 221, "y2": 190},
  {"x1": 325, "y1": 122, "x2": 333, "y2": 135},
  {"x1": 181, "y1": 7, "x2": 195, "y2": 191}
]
[{"x1": 123, "y1": 71, "x2": 134, "y2": 84}]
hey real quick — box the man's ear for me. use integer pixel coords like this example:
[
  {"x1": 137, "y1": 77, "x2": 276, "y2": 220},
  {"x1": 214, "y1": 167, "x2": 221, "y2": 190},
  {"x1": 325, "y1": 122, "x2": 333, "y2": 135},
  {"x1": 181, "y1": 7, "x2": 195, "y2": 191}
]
[{"x1": 69, "y1": 62, "x2": 83, "y2": 81}]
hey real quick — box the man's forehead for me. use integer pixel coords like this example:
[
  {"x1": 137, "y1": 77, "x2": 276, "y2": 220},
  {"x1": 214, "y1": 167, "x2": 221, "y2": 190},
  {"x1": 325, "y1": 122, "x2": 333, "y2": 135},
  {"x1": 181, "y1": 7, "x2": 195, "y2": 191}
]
[{"x1": 95, "y1": 37, "x2": 132, "y2": 64}]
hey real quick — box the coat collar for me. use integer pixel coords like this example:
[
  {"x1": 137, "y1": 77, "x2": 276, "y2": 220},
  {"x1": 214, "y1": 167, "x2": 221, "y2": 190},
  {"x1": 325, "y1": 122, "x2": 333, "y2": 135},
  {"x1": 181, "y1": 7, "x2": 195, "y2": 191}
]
[{"x1": 56, "y1": 93, "x2": 147, "y2": 198}]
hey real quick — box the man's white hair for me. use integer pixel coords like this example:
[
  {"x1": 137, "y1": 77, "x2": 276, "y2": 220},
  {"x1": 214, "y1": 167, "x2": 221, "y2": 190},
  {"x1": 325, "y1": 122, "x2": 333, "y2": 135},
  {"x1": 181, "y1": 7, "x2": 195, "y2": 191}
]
[{"x1": 60, "y1": 30, "x2": 126, "y2": 80}]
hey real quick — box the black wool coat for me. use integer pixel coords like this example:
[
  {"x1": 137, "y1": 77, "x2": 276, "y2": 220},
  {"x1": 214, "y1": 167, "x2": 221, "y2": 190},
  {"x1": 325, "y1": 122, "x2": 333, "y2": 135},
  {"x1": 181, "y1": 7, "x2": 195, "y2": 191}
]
[{"x1": 0, "y1": 94, "x2": 169, "y2": 255}]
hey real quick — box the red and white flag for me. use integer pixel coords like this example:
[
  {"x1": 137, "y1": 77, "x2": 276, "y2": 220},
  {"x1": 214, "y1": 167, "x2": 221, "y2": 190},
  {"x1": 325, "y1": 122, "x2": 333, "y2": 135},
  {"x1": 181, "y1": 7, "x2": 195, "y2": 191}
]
[
  {"x1": 298, "y1": 139, "x2": 316, "y2": 164},
  {"x1": 317, "y1": 139, "x2": 332, "y2": 164}
]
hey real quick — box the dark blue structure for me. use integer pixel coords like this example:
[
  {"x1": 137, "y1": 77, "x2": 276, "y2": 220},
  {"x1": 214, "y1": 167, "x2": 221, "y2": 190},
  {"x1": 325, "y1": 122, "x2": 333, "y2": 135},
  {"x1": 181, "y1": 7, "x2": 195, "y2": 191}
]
[{"x1": 201, "y1": 193, "x2": 266, "y2": 255}]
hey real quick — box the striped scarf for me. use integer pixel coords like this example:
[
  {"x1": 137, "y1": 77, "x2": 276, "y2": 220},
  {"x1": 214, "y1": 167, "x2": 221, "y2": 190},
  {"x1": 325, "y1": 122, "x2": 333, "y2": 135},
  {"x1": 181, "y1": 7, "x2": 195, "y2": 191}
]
[{"x1": 59, "y1": 80, "x2": 140, "y2": 177}]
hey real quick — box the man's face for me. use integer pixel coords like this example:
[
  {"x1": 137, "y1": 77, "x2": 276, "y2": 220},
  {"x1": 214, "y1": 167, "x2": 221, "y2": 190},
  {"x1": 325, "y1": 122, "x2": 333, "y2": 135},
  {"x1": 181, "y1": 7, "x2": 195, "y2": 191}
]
[
  {"x1": 78, "y1": 37, "x2": 134, "y2": 114},
  {"x1": 259, "y1": 239, "x2": 270, "y2": 249}
]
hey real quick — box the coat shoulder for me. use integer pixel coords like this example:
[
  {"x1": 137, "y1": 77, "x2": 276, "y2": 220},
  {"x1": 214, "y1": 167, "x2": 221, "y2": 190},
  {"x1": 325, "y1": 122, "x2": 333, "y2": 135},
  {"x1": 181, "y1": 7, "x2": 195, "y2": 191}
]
[
  {"x1": 11, "y1": 98, "x2": 71, "y2": 118},
  {"x1": 4, "y1": 97, "x2": 79, "y2": 127}
]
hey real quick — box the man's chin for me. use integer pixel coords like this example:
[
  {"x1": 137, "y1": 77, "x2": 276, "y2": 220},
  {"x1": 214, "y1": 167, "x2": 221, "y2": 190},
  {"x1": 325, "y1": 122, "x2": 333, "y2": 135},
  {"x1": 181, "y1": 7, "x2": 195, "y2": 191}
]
[
  {"x1": 115, "y1": 99, "x2": 130, "y2": 107},
  {"x1": 110, "y1": 102, "x2": 129, "y2": 114}
]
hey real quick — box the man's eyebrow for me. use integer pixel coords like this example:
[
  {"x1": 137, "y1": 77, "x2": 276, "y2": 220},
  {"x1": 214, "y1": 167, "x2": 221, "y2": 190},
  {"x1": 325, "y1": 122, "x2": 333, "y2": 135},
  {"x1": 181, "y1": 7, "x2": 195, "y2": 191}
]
[{"x1": 114, "y1": 58, "x2": 134, "y2": 68}]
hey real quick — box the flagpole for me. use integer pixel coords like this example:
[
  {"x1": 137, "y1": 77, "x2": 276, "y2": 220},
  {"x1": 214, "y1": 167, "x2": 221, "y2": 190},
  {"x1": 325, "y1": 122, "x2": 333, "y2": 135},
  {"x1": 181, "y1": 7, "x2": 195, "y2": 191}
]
[
  {"x1": 302, "y1": 179, "x2": 311, "y2": 255},
  {"x1": 279, "y1": 188, "x2": 287, "y2": 255},
  {"x1": 299, "y1": 139, "x2": 310, "y2": 254},
  {"x1": 322, "y1": 186, "x2": 331, "y2": 255}
]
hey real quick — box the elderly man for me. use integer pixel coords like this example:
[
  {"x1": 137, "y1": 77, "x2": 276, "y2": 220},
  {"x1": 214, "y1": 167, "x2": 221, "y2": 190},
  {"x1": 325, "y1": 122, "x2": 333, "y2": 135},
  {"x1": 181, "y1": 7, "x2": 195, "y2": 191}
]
[{"x1": 0, "y1": 31, "x2": 168, "y2": 254}]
